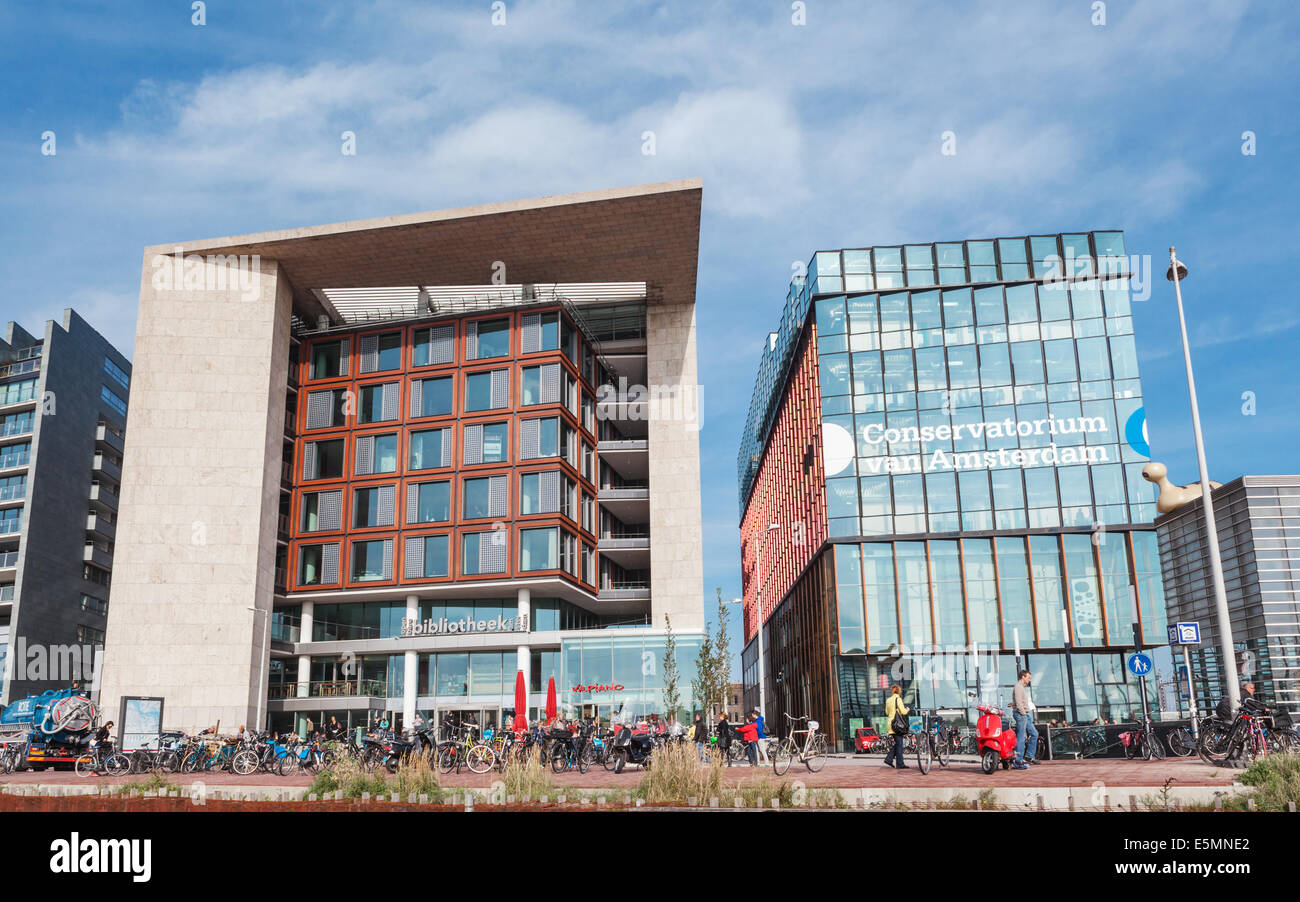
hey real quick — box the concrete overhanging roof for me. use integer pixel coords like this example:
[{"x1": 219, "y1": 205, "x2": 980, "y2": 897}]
[{"x1": 144, "y1": 179, "x2": 703, "y2": 324}]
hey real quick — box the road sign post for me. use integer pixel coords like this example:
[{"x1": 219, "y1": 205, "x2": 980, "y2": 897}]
[{"x1": 1167, "y1": 621, "x2": 1202, "y2": 733}]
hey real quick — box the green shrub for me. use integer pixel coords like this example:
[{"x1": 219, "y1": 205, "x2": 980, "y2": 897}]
[{"x1": 1239, "y1": 754, "x2": 1300, "y2": 811}]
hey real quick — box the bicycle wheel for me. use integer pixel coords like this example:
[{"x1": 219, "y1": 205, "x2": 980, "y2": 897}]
[
  {"x1": 436, "y1": 745, "x2": 456, "y2": 774},
  {"x1": 1197, "y1": 721, "x2": 1235, "y2": 766},
  {"x1": 232, "y1": 750, "x2": 259, "y2": 776},
  {"x1": 804, "y1": 734, "x2": 829, "y2": 773},
  {"x1": 915, "y1": 732, "x2": 932, "y2": 775},
  {"x1": 468, "y1": 746, "x2": 496, "y2": 775},
  {"x1": 771, "y1": 738, "x2": 795, "y2": 776},
  {"x1": 550, "y1": 748, "x2": 568, "y2": 774},
  {"x1": 75, "y1": 754, "x2": 99, "y2": 777},
  {"x1": 1167, "y1": 728, "x2": 1195, "y2": 758},
  {"x1": 180, "y1": 750, "x2": 203, "y2": 774},
  {"x1": 105, "y1": 753, "x2": 132, "y2": 777},
  {"x1": 1146, "y1": 730, "x2": 1166, "y2": 760},
  {"x1": 936, "y1": 734, "x2": 951, "y2": 768}
]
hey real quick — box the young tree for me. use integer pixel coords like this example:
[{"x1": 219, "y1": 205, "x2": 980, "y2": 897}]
[
  {"x1": 662, "y1": 613, "x2": 681, "y2": 724},
  {"x1": 712, "y1": 587, "x2": 734, "y2": 721},
  {"x1": 691, "y1": 629, "x2": 715, "y2": 724}
]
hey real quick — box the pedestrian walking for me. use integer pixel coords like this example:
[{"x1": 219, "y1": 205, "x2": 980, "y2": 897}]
[
  {"x1": 736, "y1": 713, "x2": 759, "y2": 766},
  {"x1": 883, "y1": 685, "x2": 909, "y2": 769},
  {"x1": 692, "y1": 713, "x2": 708, "y2": 761},
  {"x1": 1012, "y1": 669, "x2": 1038, "y2": 770},
  {"x1": 751, "y1": 708, "x2": 770, "y2": 765},
  {"x1": 715, "y1": 713, "x2": 733, "y2": 766}
]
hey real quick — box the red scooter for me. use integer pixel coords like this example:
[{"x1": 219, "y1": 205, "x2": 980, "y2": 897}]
[{"x1": 976, "y1": 704, "x2": 1018, "y2": 774}]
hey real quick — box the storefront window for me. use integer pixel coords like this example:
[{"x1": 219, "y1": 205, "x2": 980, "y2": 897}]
[{"x1": 834, "y1": 544, "x2": 866, "y2": 654}]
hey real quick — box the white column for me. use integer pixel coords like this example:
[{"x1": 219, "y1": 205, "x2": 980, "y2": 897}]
[
  {"x1": 516, "y1": 588, "x2": 531, "y2": 717},
  {"x1": 403, "y1": 594, "x2": 419, "y2": 729},
  {"x1": 296, "y1": 601, "x2": 314, "y2": 699}
]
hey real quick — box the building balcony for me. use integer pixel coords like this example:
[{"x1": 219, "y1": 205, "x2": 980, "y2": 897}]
[
  {"x1": 0, "y1": 551, "x2": 17, "y2": 574},
  {"x1": 0, "y1": 420, "x2": 32, "y2": 441},
  {"x1": 0, "y1": 484, "x2": 24, "y2": 507},
  {"x1": 267, "y1": 679, "x2": 385, "y2": 700},
  {"x1": 86, "y1": 512, "x2": 116, "y2": 542},
  {"x1": 95, "y1": 422, "x2": 125, "y2": 455},
  {"x1": 84, "y1": 540, "x2": 114, "y2": 570},
  {"x1": 89, "y1": 482, "x2": 119, "y2": 512},
  {"x1": 92, "y1": 453, "x2": 122, "y2": 484},
  {"x1": 598, "y1": 582, "x2": 651, "y2": 603},
  {"x1": 0, "y1": 359, "x2": 40, "y2": 379},
  {"x1": 0, "y1": 449, "x2": 29, "y2": 472}
]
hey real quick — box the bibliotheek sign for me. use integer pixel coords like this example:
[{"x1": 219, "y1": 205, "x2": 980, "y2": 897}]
[{"x1": 399, "y1": 614, "x2": 529, "y2": 637}]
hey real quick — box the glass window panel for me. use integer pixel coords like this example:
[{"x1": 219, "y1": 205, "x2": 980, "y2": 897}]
[
  {"x1": 373, "y1": 435, "x2": 397, "y2": 473},
  {"x1": 1098, "y1": 533, "x2": 1132, "y2": 647},
  {"x1": 879, "y1": 293, "x2": 909, "y2": 331},
  {"x1": 1029, "y1": 536, "x2": 1065, "y2": 647},
  {"x1": 819, "y1": 354, "x2": 852, "y2": 396},
  {"x1": 862, "y1": 543, "x2": 898, "y2": 653},
  {"x1": 958, "y1": 469, "x2": 991, "y2": 511},
  {"x1": 895, "y1": 542, "x2": 933, "y2": 646},
  {"x1": 835, "y1": 545, "x2": 866, "y2": 654},
  {"x1": 967, "y1": 241, "x2": 995, "y2": 266},
  {"x1": 1063, "y1": 534, "x2": 1103, "y2": 647},
  {"x1": 936, "y1": 243, "x2": 965, "y2": 267},
  {"x1": 973, "y1": 286, "x2": 1005, "y2": 325},
  {"x1": 1010, "y1": 341, "x2": 1045, "y2": 385},
  {"x1": 925, "y1": 471, "x2": 957, "y2": 512},
  {"x1": 420, "y1": 377, "x2": 453, "y2": 417},
  {"x1": 910, "y1": 291, "x2": 941, "y2": 330},
  {"x1": 827, "y1": 477, "x2": 860, "y2": 518},
  {"x1": 1057, "y1": 465, "x2": 1092, "y2": 508},
  {"x1": 423, "y1": 535, "x2": 449, "y2": 577},
  {"x1": 941, "y1": 288, "x2": 973, "y2": 327},
  {"x1": 843, "y1": 250, "x2": 872, "y2": 273},
  {"x1": 1132, "y1": 531, "x2": 1169, "y2": 644},
  {"x1": 815, "y1": 296, "x2": 846, "y2": 335},
  {"x1": 1110, "y1": 334, "x2": 1139, "y2": 380},
  {"x1": 979, "y1": 343, "x2": 1011, "y2": 386},
  {"x1": 964, "y1": 539, "x2": 1000, "y2": 646},
  {"x1": 409, "y1": 429, "x2": 446, "y2": 470},
  {"x1": 875, "y1": 247, "x2": 902, "y2": 270},
  {"x1": 851, "y1": 351, "x2": 883, "y2": 395},
  {"x1": 929, "y1": 540, "x2": 966, "y2": 645},
  {"x1": 997, "y1": 238, "x2": 1027, "y2": 263},
  {"x1": 1043, "y1": 339, "x2": 1078, "y2": 383},
  {"x1": 517, "y1": 530, "x2": 559, "y2": 571},
  {"x1": 883, "y1": 350, "x2": 916, "y2": 393},
  {"x1": 996, "y1": 537, "x2": 1034, "y2": 653}
]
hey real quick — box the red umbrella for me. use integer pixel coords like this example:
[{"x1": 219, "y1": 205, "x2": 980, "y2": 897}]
[
  {"x1": 513, "y1": 670, "x2": 528, "y2": 735},
  {"x1": 545, "y1": 676, "x2": 558, "y2": 724}
]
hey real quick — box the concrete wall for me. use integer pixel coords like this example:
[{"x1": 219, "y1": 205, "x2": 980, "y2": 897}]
[
  {"x1": 1, "y1": 310, "x2": 128, "y2": 704},
  {"x1": 98, "y1": 256, "x2": 291, "y2": 731},
  {"x1": 645, "y1": 302, "x2": 704, "y2": 632}
]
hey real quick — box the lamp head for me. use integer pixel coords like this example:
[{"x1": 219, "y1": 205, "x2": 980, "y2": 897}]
[{"x1": 1166, "y1": 259, "x2": 1188, "y2": 282}]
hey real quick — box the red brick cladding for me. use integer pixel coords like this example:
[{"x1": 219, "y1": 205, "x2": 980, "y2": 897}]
[{"x1": 739, "y1": 324, "x2": 827, "y2": 644}]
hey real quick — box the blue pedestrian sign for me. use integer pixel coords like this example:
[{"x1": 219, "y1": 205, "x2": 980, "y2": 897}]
[
  {"x1": 1167, "y1": 621, "x2": 1201, "y2": 645},
  {"x1": 1128, "y1": 653, "x2": 1154, "y2": 677}
]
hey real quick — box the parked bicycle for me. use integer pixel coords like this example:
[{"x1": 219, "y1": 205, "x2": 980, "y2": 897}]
[
  {"x1": 75, "y1": 742, "x2": 130, "y2": 777},
  {"x1": 1198, "y1": 696, "x2": 1269, "y2": 767},
  {"x1": 771, "y1": 713, "x2": 829, "y2": 775}
]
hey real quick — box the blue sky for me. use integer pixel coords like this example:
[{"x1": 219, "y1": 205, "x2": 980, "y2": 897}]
[{"x1": 2, "y1": 0, "x2": 1297, "y2": 660}]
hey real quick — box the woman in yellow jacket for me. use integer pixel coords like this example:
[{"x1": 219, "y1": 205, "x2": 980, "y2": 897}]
[{"x1": 883, "y1": 685, "x2": 910, "y2": 769}]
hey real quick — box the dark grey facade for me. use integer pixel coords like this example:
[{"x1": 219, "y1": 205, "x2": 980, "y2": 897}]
[
  {"x1": 0, "y1": 309, "x2": 130, "y2": 705},
  {"x1": 1157, "y1": 475, "x2": 1300, "y2": 719}
]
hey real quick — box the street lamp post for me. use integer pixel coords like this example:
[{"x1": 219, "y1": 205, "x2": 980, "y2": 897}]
[{"x1": 1167, "y1": 248, "x2": 1241, "y2": 712}]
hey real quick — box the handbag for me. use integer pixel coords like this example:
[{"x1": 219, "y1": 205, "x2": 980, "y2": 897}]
[{"x1": 890, "y1": 699, "x2": 910, "y2": 736}]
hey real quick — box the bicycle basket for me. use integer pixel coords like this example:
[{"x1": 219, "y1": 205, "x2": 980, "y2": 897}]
[
  {"x1": 1274, "y1": 708, "x2": 1294, "y2": 729},
  {"x1": 1215, "y1": 697, "x2": 1234, "y2": 721}
]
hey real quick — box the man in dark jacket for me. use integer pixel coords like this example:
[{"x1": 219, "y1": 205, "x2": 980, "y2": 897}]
[
  {"x1": 693, "y1": 714, "x2": 708, "y2": 761},
  {"x1": 715, "y1": 714, "x2": 733, "y2": 766}
]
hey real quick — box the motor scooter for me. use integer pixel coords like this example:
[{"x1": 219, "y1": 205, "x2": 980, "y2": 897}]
[
  {"x1": 611, "y1": 724, "x2": 654, "y2": 773},
  {"x1": 976, "y1": 704, "x2": 1018, "y2": 774}
]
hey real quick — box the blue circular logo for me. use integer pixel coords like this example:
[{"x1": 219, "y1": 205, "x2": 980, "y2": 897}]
[{"x1": 1124, "y1": 406, "x2": 1149, "y2": 457}]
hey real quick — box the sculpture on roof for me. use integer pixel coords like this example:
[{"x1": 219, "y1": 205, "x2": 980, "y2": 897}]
[{"x1": 1142, "y1": 462, "x2": 1223, "y2": 514}]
